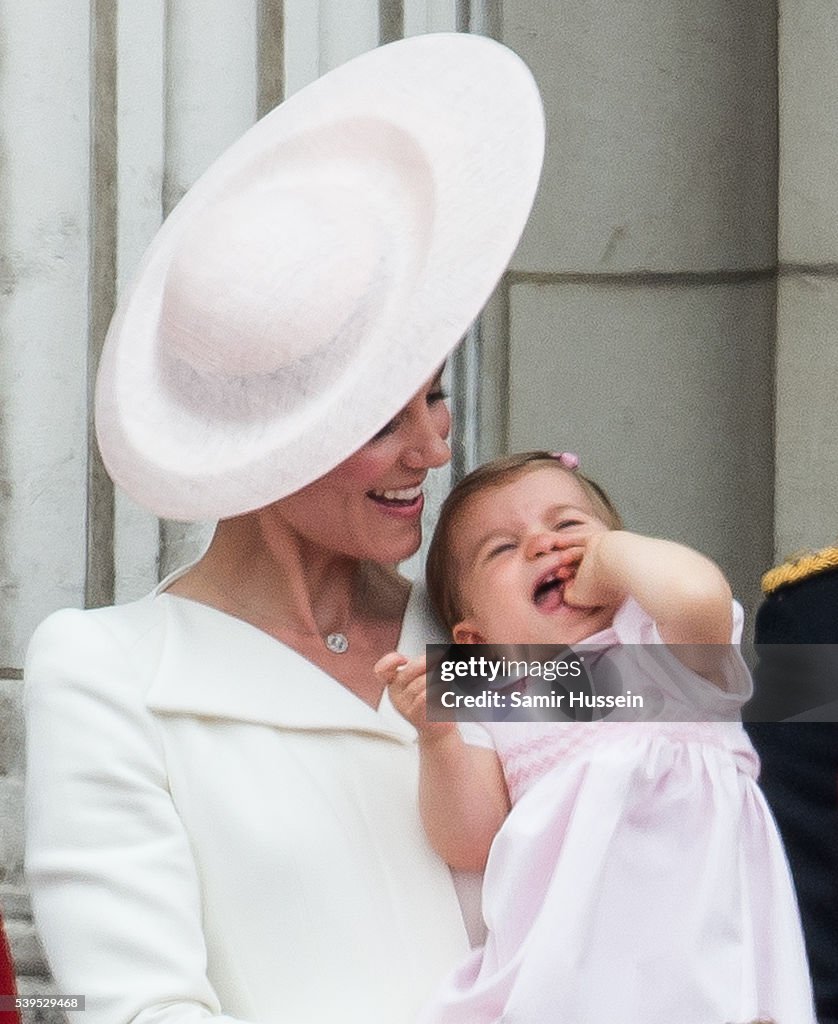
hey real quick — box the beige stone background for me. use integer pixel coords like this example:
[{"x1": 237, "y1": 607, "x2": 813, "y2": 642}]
[{"x1": 0, "y1": 0, "x2": 834, "y2": 1017}]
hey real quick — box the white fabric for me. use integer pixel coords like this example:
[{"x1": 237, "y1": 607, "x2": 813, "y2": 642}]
[
  {"x1": 427, "y1": 599, "x2": 816, "y2": 1024},
  {"x1": 24, "y1": 584, "x2": 471, "y2": 1024},
  {"x1": 95, "y1": 33, "x2": 545, "y2": 521}
]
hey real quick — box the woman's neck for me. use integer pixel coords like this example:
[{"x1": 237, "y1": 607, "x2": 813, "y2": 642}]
[
  {"x1": 165, "y1": 512, "x2": 411, "y2": 707},
  {"x1": 166, "y1": 511, "x2": 407, "y2": 643}
]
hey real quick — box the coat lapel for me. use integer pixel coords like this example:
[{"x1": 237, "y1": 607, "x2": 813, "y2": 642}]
[{"x1": 145, "y1": 593, "x2": 417, "y2": 743}]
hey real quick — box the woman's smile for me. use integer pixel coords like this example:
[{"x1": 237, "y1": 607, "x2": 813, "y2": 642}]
[{"x1": 367, "y1": 482, "x2": 426, "y2": 518}]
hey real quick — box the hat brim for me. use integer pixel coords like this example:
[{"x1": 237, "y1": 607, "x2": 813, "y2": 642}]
[{"x1": 95, "y1": 32, "x2": 545, "y2": 521}]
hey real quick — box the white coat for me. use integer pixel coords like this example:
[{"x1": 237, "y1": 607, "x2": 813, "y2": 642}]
[{"x1": 24, "y1": 583, "x2": 473, "y2": 1024}]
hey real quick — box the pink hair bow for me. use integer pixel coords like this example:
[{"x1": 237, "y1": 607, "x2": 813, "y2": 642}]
[{"x1": 551, "y1": 451, "x2": 580, "y2": 470}]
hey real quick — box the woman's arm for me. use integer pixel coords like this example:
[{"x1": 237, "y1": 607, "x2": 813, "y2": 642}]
[
  {"x1": 565, "y1": 531, "x2": 734, "y2": 685},
  {"x1": 376, "y1": 655, "x2": 509, "y2": 871},
  {"x1": 24, "y1": 608, "x2": 249, "y2": 1024}
]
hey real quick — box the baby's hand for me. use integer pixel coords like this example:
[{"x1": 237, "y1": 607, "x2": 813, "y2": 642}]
[
  {"x1": 374, "y1": 653, "x2": 456, "y2": 741},
  {"x1": 562, "y1": 533, "x2": 625, "y2": 609}
]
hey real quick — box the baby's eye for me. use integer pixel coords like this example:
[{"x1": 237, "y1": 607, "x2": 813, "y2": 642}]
[
  {"x1": 554, "y1": 519, "x2": 583, "y2": 530},
  {"x1": 487, "y1": 541, "x2": 516, "y2": 558}
]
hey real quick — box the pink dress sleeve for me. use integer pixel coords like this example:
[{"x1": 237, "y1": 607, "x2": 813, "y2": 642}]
[{"x1": 605, "y1": 597, "x2": 752, "y2": 716}]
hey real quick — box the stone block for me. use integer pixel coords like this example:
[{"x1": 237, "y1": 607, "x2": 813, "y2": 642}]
[
  {"x1": 503, "y1": 0, "x2": 777, "y2": 274},
  {"x1": 774, "y1": 272, "x2": 838, "y2": 555},
  {"x1": 779, "y1": 2, "x2": 838, "y2": 263}
]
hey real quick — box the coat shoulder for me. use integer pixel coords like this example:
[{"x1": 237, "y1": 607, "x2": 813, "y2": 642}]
[{"x1": 24, "y1": 594, "x2": 166, "y2": 706}]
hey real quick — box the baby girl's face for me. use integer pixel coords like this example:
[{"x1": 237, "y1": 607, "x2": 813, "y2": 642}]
[{"x1": 450, "y1": 466, "x2": 617, "y2": 645}]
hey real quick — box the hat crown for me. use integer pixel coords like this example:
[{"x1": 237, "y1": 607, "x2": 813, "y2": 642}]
[{"x1": 158, "y1": 183, "x2": 384, "y2": 378}]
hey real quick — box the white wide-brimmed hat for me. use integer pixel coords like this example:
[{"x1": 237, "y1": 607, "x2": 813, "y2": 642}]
[{"x1": 95, "y1": 32, "x2": 545, "y2": 521}]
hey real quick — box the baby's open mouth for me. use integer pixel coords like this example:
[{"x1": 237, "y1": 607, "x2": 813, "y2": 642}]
[{"x1": 532, "y1": 569, "x2": 565, "y2": 609}]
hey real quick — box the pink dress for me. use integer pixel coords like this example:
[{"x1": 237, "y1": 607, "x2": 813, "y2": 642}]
[{"x1": 422, "y1": 599, "x2": 816, "y2": 1024}]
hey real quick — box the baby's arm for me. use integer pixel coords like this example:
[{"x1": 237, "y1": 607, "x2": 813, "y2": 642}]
[
  {"x1": 565, "y1": 531, "x2": 734, "y2": 684},
  {"x1": 376, "y1": 654, "x2": 510, "y2": 871}
]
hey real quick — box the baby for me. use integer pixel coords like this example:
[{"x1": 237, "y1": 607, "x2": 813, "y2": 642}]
[{"x1": 377, "y1": 452, "x2": 815, "y2": 1024}]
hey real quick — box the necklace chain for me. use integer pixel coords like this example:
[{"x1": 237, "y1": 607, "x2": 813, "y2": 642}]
[{"x1": 190, "y1": 570, "x2": 360, "y2": 654}]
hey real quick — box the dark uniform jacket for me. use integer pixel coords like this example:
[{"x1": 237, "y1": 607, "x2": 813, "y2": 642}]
[{"x1": 746, "y1": 551, "x2": 838, "y2": 1024}]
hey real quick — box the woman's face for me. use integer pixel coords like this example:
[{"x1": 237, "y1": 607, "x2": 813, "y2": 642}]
[{"x1": 263, "y1": 371, "x2": 451, "y2": 563}]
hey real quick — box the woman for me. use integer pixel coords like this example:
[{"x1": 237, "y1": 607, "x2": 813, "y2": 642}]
[{"x1": 23, "y1": 33, "x2": 544, "y2": 1024}]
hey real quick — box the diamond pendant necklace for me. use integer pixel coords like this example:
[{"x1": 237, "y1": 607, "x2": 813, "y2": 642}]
[
  {"x1": 324, "y1": 632, "x2": 349, "y2": 654},
  {"x1": 197, "y1": 579, "x2": 353, "y2": 654},
  {"x1": 178, "y1": 562, "x2": 360, "y2": 655},
  {"x1": 320, "y1": 568, "x2": 366, "y2": 654}
]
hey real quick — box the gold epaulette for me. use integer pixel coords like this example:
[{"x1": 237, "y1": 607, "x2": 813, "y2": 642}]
[{"x1": 762, "y1": 546, "x2": 838, "y2": 595}]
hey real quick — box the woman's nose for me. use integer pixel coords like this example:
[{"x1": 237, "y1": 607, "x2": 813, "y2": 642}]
[
  {"x1": 403, "y1": 431, "x2": 450, "y2": 469},
  {"x1": 401, "y1": 413, "x2": 451, "y2": 469},
  {"x1": 524, "y1": 530, "x2": 560, "y2": 560}
]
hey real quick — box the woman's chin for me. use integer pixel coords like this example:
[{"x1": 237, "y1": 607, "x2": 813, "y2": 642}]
[
  {"x1": 377, "y1": 529, "x2": 423, "y2": 566},
  {"x1": 391, "y1": 539, "x2": 423, "y2": 566}
]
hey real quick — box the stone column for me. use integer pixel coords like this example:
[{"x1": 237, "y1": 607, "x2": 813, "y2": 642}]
[
  {"x1": 0, "y1": 1, "x2": 93, "y2": 1002},
  {"x1": 775, "y1": 2, "x2": 838, "y2": 558},
  {"x1": 155, "y1": 1, "x2": 261, "y2": 580}
]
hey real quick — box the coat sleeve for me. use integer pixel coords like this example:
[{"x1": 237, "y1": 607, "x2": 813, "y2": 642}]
[{"x1": 24, "y1": 608, "x2": 252, "y2": 1024}]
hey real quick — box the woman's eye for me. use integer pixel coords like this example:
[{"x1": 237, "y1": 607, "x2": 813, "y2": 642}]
[
  {"x1": 369, "y1": 386, "x2": 446, "y2": 443},
  {"x1": 370, "y1": 416, "x2": 399, "y2": 442}
]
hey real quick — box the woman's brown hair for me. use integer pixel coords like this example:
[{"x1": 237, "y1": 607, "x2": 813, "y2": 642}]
[{"x1": 426, "y1": 451, "x2": 623, "y2": 631}]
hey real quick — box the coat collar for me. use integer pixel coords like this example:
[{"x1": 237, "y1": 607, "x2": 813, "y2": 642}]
[{"x1": 144, "y1": 589, "x2": 432, "y2": 744}]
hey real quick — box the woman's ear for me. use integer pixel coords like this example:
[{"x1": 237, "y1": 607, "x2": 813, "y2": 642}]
[{"x1": 452, "y1": 620, "x2": 485, "y2": 645}]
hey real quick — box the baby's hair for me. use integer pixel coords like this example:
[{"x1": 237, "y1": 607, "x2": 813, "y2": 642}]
[{"x1": 426, "y1": 451, "x2": 623, "y2": 631}]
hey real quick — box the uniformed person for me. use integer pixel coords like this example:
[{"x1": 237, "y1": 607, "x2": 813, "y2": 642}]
[{"x1": 746, "y1": 546, "x2": 838, "y2": 1024}]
